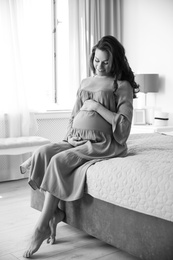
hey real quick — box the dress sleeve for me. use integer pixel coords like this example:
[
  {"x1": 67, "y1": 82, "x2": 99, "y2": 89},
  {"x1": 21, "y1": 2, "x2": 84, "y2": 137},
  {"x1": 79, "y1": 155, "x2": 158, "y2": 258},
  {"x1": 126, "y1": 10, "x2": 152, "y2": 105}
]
[
  {"x1": 112, "y1": 81, "x2": 133, "y2": 145},
  {"x1": 63, "y1": 88, "x2": 83, "y2": 141}
]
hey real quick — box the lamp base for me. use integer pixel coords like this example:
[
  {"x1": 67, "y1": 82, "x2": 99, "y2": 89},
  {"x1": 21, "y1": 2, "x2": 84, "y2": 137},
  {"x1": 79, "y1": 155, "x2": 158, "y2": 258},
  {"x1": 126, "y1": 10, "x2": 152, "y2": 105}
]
[{"x1": 146, "y1": 107, "x2": 155, "y2": 125}]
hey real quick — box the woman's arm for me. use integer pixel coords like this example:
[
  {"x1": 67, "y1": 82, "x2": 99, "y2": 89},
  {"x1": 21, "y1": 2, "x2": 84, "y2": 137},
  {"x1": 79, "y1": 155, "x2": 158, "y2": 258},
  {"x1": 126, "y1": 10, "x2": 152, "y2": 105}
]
[
  {"x1": 63, "y1": 88, "x2": 83, "y2": 141},
  {"x1": 111, "y1": 81, "x2": 133, "y2": 144}
]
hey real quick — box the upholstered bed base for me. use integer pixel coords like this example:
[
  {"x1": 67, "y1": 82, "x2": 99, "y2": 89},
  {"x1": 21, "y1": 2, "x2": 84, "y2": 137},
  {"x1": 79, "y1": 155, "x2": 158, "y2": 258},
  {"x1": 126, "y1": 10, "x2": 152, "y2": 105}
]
[{"x1": 30, "y1": 188, "x2": 173, "y2": 260}]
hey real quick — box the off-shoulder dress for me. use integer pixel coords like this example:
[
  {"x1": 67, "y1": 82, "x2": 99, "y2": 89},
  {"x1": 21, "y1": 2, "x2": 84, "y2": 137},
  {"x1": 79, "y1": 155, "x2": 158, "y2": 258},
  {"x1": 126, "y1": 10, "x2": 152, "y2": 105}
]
[{"x1": 27, "y1": 78, "x2": 133, "y2": 201}]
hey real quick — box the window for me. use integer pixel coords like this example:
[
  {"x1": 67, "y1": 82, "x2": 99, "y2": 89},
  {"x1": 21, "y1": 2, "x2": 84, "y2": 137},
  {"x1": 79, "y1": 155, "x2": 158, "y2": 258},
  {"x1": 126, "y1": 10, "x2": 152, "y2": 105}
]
[
  {"x1": 0, "y1": 0, "x2": 53, "y2": 113},
  {"x1": 51, "y1": 0, "x2": 74, "y2": 110},
  {"x1": 0, "y1": 0, "x2": 75, "y2": 112},
  {"x1": 35, "y1": 0, "x2": 76, "y2": 111},
  {"x1": 51, "y1": 0, "x2": 89, "y2": 111},
  {"x1": 0, "y1": 0, "x2": 87, "y2": 113},
  {"x1": 22, "y1": 0, "x2": 53, "y2": 111},
  {"x1": 33, "y1": 0, "x2": 73, "y2": 111}
]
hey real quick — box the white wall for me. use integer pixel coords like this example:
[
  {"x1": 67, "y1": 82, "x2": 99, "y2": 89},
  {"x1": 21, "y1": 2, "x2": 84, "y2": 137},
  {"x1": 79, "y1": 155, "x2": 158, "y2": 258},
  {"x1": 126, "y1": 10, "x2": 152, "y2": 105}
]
[{"x1": 122, "y1": 0, "x2": 173, "y2": 125}]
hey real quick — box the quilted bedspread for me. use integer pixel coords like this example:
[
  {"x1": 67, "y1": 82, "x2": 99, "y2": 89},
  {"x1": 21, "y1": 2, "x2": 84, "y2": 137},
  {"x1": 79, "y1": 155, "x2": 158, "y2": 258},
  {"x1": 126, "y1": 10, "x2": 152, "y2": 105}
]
[{"x1": 85, "y1": 133, "x2": 173, "y2": 222}]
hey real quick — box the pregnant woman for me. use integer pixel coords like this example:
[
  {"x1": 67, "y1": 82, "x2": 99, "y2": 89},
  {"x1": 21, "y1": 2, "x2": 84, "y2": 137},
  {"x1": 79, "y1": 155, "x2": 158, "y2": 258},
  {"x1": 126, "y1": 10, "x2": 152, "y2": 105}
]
[{"x1": 23, "y1": 35, "x2": 139, "y2": 258}]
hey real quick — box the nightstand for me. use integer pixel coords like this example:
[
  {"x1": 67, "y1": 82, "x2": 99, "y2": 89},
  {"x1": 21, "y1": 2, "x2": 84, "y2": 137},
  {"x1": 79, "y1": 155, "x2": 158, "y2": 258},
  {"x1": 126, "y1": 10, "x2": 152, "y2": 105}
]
[{"x1": 130, "y1": 125, "x2": 173, "y2": 134}]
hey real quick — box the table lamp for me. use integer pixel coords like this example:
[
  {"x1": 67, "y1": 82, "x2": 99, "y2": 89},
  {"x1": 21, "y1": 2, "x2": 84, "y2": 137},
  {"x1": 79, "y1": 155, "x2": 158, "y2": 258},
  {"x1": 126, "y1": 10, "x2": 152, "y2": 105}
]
[{"x1": 135, "y1": 74, "x2": 159, "y2": 124}]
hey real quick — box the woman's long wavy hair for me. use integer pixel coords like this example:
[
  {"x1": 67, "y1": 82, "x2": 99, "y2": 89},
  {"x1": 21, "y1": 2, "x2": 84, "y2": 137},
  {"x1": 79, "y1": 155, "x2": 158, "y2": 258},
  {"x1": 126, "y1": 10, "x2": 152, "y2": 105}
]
[{"x1": 90, "y1": 35, "x2": 139, "y2": 98}]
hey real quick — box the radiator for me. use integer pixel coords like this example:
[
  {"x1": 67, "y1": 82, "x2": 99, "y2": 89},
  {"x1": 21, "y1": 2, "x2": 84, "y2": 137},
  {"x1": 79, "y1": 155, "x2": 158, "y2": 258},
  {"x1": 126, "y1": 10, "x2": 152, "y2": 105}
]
[
  {"x1": 0, "y1": 115, "x2": 8, "y2": 138},
  {"x1": 35, "y1": 111, "x2": 70, "y2": 142},
  {"x1": 0, "y1": 111, "x2": 71, "y2": 182}
]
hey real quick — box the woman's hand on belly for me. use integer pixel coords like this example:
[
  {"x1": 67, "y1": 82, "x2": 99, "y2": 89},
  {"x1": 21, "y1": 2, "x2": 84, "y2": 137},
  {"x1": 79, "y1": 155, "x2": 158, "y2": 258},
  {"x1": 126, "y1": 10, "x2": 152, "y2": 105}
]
[
  {"x1": 68, "y1": 136, "x2": 87, "y2": 147},
  {"x1": 80, "y1": 100, "x2": 99, "y2": 112},
  {"x1": 81, "y1": 99, "x2": 114, "y2": 125},
  {"x1": 80, "y1": 99, "x2": 113, "y2": 126}
]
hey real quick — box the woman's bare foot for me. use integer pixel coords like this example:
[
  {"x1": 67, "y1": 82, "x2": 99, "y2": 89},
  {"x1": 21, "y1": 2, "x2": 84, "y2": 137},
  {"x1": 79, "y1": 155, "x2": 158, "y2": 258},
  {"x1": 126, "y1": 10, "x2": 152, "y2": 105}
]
[
  {"x1": 47, "y1": 208, "x2": 65, "y2": 244},
  {"x1": 23, "y1": 226, "x2": 50, "y2": 258}
]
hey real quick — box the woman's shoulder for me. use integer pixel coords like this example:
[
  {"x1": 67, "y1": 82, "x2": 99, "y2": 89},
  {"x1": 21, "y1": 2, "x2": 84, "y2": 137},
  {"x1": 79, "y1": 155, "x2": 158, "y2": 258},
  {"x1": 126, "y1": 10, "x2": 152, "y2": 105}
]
[
  {"x1": 116, "y1": 80, "x2": 133, "y2": 97},
  {"x1": 117, "y1": 80, "x2": 132, "y2": 92},
  {"x1": 117, "y1": 80, "x2": 131, "y2": 88}
]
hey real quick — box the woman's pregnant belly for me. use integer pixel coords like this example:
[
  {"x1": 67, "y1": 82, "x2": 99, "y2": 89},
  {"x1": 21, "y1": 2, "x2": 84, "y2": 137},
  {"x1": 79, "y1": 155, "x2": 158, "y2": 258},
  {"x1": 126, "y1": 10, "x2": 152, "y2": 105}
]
[{"x1": 72, "y1": 110, "x2": 112, "y2": 134}]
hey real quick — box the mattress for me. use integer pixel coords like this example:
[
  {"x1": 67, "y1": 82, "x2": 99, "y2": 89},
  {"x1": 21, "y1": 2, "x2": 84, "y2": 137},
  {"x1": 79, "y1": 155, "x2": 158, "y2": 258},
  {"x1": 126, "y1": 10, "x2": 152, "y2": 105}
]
[{"x1": 85, "y1": 133, "x2": 173, "y2": 222}]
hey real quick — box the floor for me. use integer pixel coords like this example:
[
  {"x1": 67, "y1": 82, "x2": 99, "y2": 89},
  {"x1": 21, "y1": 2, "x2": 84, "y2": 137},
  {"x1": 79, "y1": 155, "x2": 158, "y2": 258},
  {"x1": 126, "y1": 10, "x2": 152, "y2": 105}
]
[{"x1": 0, "y1": 179, "x2": 140, "y2": 260}]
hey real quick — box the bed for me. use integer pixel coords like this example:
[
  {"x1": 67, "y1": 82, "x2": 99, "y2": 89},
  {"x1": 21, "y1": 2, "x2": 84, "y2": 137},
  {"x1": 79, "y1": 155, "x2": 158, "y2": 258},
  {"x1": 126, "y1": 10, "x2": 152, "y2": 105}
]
[{"x1": 28, "y1": 133, "x2": 173, "y2": 260}]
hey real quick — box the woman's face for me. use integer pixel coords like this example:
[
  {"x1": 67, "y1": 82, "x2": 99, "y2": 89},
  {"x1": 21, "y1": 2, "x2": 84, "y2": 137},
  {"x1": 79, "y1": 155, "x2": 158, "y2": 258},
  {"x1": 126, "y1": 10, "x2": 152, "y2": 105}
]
[{"x1": 93, "y1": 48, "x2": 112, "y2": 77}]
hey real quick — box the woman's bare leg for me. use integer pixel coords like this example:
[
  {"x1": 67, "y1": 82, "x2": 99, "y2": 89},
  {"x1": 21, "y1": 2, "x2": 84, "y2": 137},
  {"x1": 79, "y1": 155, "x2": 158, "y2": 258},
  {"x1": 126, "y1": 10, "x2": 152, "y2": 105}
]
[
  {"x1": 23, "y1": 192, "x2": 60, "y2": 258},
  {"x1": 47, "y1": 207, "x2": 65, "y2": 244}
]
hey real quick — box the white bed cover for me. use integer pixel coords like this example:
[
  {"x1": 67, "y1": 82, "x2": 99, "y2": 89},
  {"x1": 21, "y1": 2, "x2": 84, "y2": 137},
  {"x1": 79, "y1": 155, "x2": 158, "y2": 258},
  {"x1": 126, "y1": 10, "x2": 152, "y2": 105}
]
[{"x1": 86, "y1": 133, "x2": 173, "y2": 222}]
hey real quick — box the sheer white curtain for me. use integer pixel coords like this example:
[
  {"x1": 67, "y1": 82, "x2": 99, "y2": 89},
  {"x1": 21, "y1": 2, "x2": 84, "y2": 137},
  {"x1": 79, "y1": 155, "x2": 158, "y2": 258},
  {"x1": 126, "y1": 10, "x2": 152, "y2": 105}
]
[
  {"x1": 0, "y1": 0, "x2": 52, "y2": 137},
  {"x1": 67, "y1": 0, "x2": 121, "y2": 100},
  {"x1": 0, "y1": 0, "x2": 29, "y2": 137}
]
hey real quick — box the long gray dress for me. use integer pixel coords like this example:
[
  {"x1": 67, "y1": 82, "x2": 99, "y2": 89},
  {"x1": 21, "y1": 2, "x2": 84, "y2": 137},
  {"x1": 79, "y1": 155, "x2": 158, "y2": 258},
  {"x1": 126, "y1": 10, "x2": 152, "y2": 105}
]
[{"x1": 28, "y1": 78, "x2": 133, "y2": 201}]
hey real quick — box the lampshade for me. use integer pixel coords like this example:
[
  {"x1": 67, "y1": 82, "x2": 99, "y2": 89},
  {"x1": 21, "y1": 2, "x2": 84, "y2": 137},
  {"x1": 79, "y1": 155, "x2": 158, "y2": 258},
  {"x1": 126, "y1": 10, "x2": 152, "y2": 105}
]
[{"x1": 135, "y1": 74, "x2": 159, "y2": 93}]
